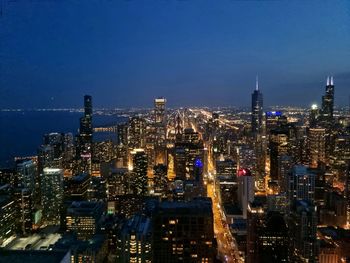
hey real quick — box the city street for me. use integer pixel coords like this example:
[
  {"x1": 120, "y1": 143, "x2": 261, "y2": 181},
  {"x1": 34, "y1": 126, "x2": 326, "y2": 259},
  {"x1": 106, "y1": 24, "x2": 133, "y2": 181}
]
[
  {"x1": 207, "y1": 179, "x2": 242, "y2": 263},
  {"x1": 186, "y1": 112, "x2": 243, "y2": 262}
]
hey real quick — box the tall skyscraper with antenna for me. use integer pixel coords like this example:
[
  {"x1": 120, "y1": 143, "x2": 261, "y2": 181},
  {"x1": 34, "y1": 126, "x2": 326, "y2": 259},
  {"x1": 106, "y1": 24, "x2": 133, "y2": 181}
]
[
  {"x1": 77, "y1": 95, "x2": 93, "y2": 174},
  {"x1": 251, "y1": 76, "x2": 263, "y2": 137},
  {"x1": 321, "y1": 76, "x2": 335, "y2": 125},
  {"x1": 320, "y1": 76, "x2": 335, "y2": 160}
]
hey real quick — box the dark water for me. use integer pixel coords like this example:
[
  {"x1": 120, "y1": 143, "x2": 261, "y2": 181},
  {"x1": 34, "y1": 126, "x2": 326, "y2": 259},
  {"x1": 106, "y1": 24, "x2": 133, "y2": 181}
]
[{"x1": 0, "y1": 111, "x2": 126, "y2": 167}]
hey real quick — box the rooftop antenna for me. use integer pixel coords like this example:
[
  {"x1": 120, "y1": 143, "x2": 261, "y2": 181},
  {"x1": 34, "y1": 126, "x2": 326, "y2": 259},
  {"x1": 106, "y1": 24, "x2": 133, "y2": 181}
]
[{"x1": 256, "y1": 75, "x2": 259, "y2": 91}]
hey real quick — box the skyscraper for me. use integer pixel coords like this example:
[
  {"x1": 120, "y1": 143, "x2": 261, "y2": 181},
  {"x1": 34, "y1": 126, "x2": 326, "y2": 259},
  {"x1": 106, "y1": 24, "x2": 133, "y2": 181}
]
[
  {"x1": 128, "y1": 116, "x2": 146, "y2": 149},
  {"x1": 289, "y1": 200, "x2": 318, "y2": 263},
  {"x1": 0, "y1": 192, "x2": 16, "y2": 246},
  {"x1": 216, "y1": 158, "x2": 237, "y2": 177},
  {"x1": 346, "y1": 162, "x2": 350, "y2": 226},
  {"x1": 309, "y1": 104, "x2": 320, "y2": 128},
  {"x1": 251, "y1": 76, "x2": 263, "y2": 137},
  {"x1": 16, "y1": 159, "x2": 36, "y2": 192},
  {"x1": 320, "y1": 76, "x2": 336, "y2": 160},
  {"x1": 14, "y1": 188, "x2": 33, "y2": 235},
  {"x1": 79, "y1": 95, "x2": 93, "y2": 144},
  {"x1": 64, "y1": 173, "x2": 90, "y2": 201},
  {"x1": 152, "y1": 198, "x2": 216, "y2": 263},
  {"x1": 174, "y1": 128, "x2": 204, "y2": 182},
  {"x1": 154, "y1": 97, "x2": 166, "y2": 125},
  {"x1": 117, "y1": 123, "x2": 128, "y2": 146},
  {"x1": 66, "y1": 201, "x2": 104, "y2": 240},
  {"x1": 265, "y1": 111, "x2": 287, "y2": 135},
  {"x1": 41, "y1": 168, "x2": 64, "y2": 225},
  {"x1": 246, "y1": 199, "x2": 265, "y2": 263},
  {"x1": 153, "y1": 98, "x2": 167, "y2": 165},
  {"x1": 117, "y1": 214, "x2": 152, "y2": 263},
  {"x1": 287, "y1": 165, "x2": 316, "y2": 207},
  {"x1": 131, "y1": 149, "x2": 148, "y2": 196},
  {"x1": 77, "y1": 95, "x2": 93, "y2": 174},
  {"x1": 247, "y1": 209, "x2": 289, "y2": 263},
  {"x1": 269, "y1": 130, "x2": 289, "y2": 183},
  {"x1": 153, "y1": 164, "x2": 168, "y2": 198},
  {"x1": 321, "y1": 76, "x2": 335, "y2": 125},
  {"x1": 308, "y1": 127, "x2": 326, "y2": 168},
  {"x1": 237, "y1": 168, "x2": 255, "y2": 219}
]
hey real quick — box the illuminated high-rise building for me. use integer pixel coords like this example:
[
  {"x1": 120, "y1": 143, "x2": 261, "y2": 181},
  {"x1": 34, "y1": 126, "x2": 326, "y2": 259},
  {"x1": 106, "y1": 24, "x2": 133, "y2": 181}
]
[
  {"x1": 39, "y1": 133, "x2": 73, "y2": 171},
  {"x1": 175, "y1": 111, "x2": 183, "y2": 140},
  {"x1": 153, "y1": 164, "x2": 168, "y2": 198},
  {"x1": 174, "y1": 147, "x2": 187, "y2": 180},
  {"x1": 346, "y1": 162, "x2": 350, "y2": 225},
  {"x1": 216, "y1": 157, "x2": 237, "y2": 178},
  {"x1": 321, "y1": 76, "x2": 335, "y2": 125},
  {"x1": 289, "y1": 200, "x2": 318, "y2": 263},
  {"x1": 247, "y1": 207, "x2": 289, "y2": 263},
  {"x1": 117, "y1": 123, "x2": 128, "y2": 146},
  {"x1": 117, "y1": 214, "x2": 152, "y2": 263},
  {"x1": 76, "y1": 95, "x2": 93, "y2": 175},
  {"x1": 287, "y1": 165, "x2": 315, "y2": 208},
  {"x1": 265, "y1": 111, "x2": 288, "y2": 135},
  {"x1": 309, "y1": 104, "x2": 320, "y2": 128},
  {"x1": 66, "y1": 201, "x2": 104, "y2": 240},
  {"x1": 152, "y1": 198, "x2": 216, "y2": 263},
  {"x1": 106, "y1": 168, "x2": 130, "y2": 199},
  {"x1": 154, "y1": 97, "x2": 166, "y2": 125},
  {"x1": 131, "y1": 149, "x2": 148, "y2": 196},
  {"x1": 16, "y1": 159, "x2": 36, "y2": 192},
  {"x1": 63, "y1": 132, "x2": 75, "y2": 162},
  {"x1": 0, "y1": 192, "x2": 16, "y2": 245},
  {"x1": 41, "y1": 168, "x2": 64, "y2": 225},
  {"x1": 269, "y1": 130, "x2": 288, "y2": 183},
  {"x1": 0, "y1": 169, "x2": 15, "y2": 186},
  {"x1": 308, "y1": 128, "x2": 326, "y2": 168},
  {"x1": 251, "y1": 77, "x2": 263, "y2": 137},
  {"x1": 320, "y1": 77, "x2": 336, "y2": 160},
  {"x1": 79, "y1": 95, "x2": 93, "y2": 144},
  {"x1": 217, "y1": 175, "x2": 238, "y2": 206},
  {"x1": 14, "y1": 188, "x2": 33, "y2": 235},
  {"x1": 237, "y1": 168, "x2": 255, "y2": 219},
  {"x1": 128, "y1": 116, "x2": 146, "y2": 149},
  {"x1": 14, "y1": 160, "x2": 36, "y2": 234},
  {"x1": 247, "y1": 200, "x2": 265, "y2": 263},
  {"x1": 37, "y1": 145, "x2": 55, "y2": 173},
  {"x1": 332, "y1": 131, "x2": 350, "y2": 170},
  {"x1": 64, "y1": 173, "x2": 90, "y2": 201},
  {"x1": 153, "y1": 98, "x2": 167, "y2": 165},
  {"x1": 43, "y1": 132, "x2": 65, "y2": 158},
  {"x1": 260, "y1": 214, "x2": 289, "y2": 262},
  {"x1": 174, "y1": 128, "x2": 204, "y2": 182}
]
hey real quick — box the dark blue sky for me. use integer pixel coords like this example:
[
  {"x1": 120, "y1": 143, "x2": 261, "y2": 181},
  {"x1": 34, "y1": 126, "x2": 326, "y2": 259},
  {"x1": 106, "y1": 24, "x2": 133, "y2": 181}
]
[{"x1": 0, "y1": 0, "x2": 349, "y2": 108}]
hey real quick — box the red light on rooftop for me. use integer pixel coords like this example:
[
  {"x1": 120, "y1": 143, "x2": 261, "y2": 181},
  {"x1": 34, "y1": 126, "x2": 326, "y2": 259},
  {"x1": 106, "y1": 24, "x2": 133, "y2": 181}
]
[{"x1": 238, "y1": 168, "x2": 252, "y2": 177}]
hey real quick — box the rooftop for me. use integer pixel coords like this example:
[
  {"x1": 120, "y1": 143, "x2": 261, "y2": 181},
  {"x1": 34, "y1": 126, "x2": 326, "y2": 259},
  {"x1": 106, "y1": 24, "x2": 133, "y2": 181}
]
[
  {"x1": 157, "y1": 198, "x2": 213, "y2": 216},
  {"x1": 0, "y1": 250, "x2": 69, "y2": 263},
  {"x1": 67, "y1": 201, "x2": 104, "y2": 217},
  {"x1": 54, "y1": 234, "x2": 106, "y2": 252}
]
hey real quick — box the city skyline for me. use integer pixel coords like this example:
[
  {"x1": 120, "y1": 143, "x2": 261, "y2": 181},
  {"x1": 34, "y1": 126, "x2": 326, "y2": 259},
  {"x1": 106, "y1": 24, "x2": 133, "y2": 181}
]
[
  {"x1": 1, "y1": 1, "x2": 350, "y2": 108},
  {"x1": 2, "y1": 1, "x2": 350, "y2": 262}
]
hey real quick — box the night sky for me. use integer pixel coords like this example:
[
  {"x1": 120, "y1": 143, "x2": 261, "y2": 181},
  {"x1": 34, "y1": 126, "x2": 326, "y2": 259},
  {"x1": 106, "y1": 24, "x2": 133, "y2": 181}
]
[{"x1": 0, "y1": 0, "x2": 349, "y2": 108}]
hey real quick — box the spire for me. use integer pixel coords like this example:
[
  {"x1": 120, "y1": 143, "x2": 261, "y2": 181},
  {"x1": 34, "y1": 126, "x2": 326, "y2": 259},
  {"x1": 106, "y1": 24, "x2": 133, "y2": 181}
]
[
  {"x1": 256, "y1": 75, "x2": 259, "y2": 91},
  {"x1": 327, "y1": 76, "x2": 330, "y2": 86},
  {"x1": 330, "y1": 76, "x2": 334, "y2": 85}
]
